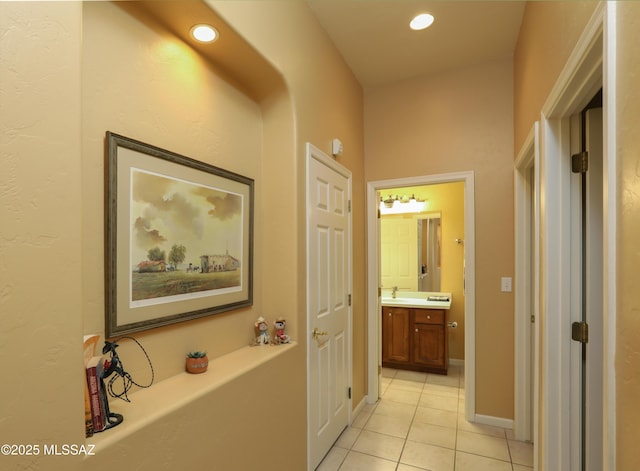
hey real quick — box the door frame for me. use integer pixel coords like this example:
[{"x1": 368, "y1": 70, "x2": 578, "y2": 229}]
[
  {"x1": 514, "y1": 122, "x2": 540, "y2": 451},
  {"x1": 535, "y1": 3, "x2": 616, "y2": 469},
  {"x1": 306, "y1": 143, "x2": 353, "y2": 470},
  {"x1": 366, "y1": 171, "x2": 476, "y2": 421}
]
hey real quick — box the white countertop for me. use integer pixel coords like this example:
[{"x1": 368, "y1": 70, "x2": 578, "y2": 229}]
[{"x1": 380, "y1": 291, "x2": 452, "y2": 310}]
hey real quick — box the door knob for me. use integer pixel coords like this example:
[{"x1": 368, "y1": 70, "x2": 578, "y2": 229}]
[{"x1": 312, "y1": 327, "x2": 328, "y2": 340}]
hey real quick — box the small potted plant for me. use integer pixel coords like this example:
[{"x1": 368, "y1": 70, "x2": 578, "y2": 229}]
[{"x1": 185, "y1": 351, "x2": 208, "y2": 374}]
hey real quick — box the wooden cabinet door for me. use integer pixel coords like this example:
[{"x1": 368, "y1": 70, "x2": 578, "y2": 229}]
[
  {"x1": 382, "y1": 307, "x2": 410, "y2": 363},
  {"x1": 413, "y1": 323, "x2": 445, "y2": 368}
]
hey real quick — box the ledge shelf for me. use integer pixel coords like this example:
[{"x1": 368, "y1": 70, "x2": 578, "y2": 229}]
[{"x1": 86, "y1": 342, "x2": 297, "y2": 451}]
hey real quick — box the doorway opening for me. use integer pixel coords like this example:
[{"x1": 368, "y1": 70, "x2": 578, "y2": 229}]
[
  {"x1": 366, "y1": 171, "x2": 476, "y2": 421},
  {"x1": 379, "y1": 182, "x2": 465, "y2": 365}
]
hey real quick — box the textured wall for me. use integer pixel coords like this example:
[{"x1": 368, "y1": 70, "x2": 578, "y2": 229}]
[
  {"x1": 81, "y1": 2, "x2": 266, "y2": 378},
  {"x1": 616, "y1": 3, "x2": 640, "y2": 469},
  {"x1": 210, "y1": 0, "x2": 368, "y2": 407},
  {"x1": 0, "y1": 4, "x2": 85, "y2": 469},
  {"x1": 365, "y1": 59, "x2": 515, "y2": 420},
  {"x1": 513, "y1": 1, "x2": 598, "y2": 153}
]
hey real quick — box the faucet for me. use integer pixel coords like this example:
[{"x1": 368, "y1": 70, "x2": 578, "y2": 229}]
[{"x1": 392, "y1": 286, "x2": 398, "y2": 299}]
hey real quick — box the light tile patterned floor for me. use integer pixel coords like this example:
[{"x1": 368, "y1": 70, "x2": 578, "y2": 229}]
[{"x1": 317, "y1": 366, "x2": 534, "y2": 471}]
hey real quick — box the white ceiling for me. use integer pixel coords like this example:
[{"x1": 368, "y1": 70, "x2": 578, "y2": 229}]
[{"x1": 307, "y1": 0, "x2": 526, "y2": 88}]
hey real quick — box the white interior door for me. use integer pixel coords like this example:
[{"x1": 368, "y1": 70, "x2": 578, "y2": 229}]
[{"x1": 306, "y1": 143, "x2": 351, "y2": 470}]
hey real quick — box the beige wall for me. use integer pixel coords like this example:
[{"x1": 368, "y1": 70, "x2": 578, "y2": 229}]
[
  {"x1": 210, "y1": 0, "x2": 368, "y2": 406},
  {"x1": 616, "y1": 3, "x2": 640, "y2": 469},
  {"x1": 0, "y1": 3, "x2": 85, "y2": 461},
  {"x1": 0, "y1": 1, "x2": 364, "y2": 469},
  {"x1": 365, "y1": 59, "x2": 515, "y2": 419},
  {"x1": 513, "y1": 1, "x2": 598, "y2": 153},
  {"x1": 82, "y1": 1, "x2": 267, "y2": 377}
]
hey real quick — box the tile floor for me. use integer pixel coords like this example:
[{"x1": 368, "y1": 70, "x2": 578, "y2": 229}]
[{"x1": 317, "y1": 366, "x2": 534, "y2": 471}]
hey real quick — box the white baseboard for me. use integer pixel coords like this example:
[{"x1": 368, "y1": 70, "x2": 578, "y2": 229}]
[
  {"x1": 351, "y1": 395, "x2": 368, "y2": 424},
  {"x1": 446, "y1": 359, "x2": 512, "y2": 430},
  {"x1": 474, "y1": 413, "x2": 514, "y2": 430}
]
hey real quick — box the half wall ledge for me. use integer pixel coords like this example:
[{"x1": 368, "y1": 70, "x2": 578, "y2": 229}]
[{"x1": 86, "y1": 342, "x2": 297, "y2": 452}]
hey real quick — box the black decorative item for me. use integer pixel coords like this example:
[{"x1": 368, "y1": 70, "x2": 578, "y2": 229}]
[{"x1": 102, "y1": 337, "x2": 154, "y2": 403}]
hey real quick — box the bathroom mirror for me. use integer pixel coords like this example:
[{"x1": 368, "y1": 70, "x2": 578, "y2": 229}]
[
  {"x1": 380, "y1": 213, "x2": 441, "y2": 292},
  {"x1": 418, "y1": 216, "x2": 441, "y2": 291}
]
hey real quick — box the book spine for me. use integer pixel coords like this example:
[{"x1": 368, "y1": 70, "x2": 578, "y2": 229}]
[
  {"x1": 84, "y1": 375, "x2": 94, "y2": 437},
  {"x1": 86, "y1": 366, "x2": 104, "y2": 432}
]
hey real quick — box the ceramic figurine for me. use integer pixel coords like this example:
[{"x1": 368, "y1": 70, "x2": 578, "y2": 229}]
[
  {"x1": 273, "y1": 318, "x2": 291, "y2": 344},
  {"x1": 254, "y1": 316, "x2": 271, "y2": 345}
]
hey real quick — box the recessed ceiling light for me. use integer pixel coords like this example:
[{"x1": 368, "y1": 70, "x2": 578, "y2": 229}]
[
  {"x1": 410, "y1": 13, "x2": 435, "y2": 31},
  {"x1": 190, "y1": 24, "x2": 218, "y2": 43}
]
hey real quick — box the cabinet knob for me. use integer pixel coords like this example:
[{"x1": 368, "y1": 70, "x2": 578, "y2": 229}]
[
  {"x1": 415, "y1": 328, "x2": 418, "y2": 332},
  {"x1": 427, "y1": 315, "x2": 431, "y2": 319}
]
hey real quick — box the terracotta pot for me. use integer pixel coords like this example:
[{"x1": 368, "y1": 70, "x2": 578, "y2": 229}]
[{"x1": 185, "y1": 356, "x2": 208, "y2": 374}]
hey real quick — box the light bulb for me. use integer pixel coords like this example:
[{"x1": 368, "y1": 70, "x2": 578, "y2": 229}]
[
  {"x1": 410, "y1": 13, "x2": 435, "y2": 31},
  {"x1": 191, "y1": 24, "x2": 218, "y2": 43}
]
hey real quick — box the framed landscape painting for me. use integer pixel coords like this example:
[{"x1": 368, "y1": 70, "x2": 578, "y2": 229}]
[{"x1": 105, "y1": 132, "x2": 253, "y2": 337}]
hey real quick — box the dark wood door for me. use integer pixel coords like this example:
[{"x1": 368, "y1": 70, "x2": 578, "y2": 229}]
[
  {"x1": 382, "y1": 307, "x2": 410, "y2": 363},
  {"x1": 413, "y1": 323, "x2": 445, "y2": 368}
]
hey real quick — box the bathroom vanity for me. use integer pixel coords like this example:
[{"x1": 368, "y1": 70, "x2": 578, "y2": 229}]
[{"x1": 381, "y1": 293, "x2": 452, "y2": 375}]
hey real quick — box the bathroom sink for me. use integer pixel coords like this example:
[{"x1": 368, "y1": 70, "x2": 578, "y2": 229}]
[
  {"x1": 381, "y1": 297, "x2": 420, "y2": 305},
  {"x1": 381, "y1": 293, "x2": 452, "y2": 309}
]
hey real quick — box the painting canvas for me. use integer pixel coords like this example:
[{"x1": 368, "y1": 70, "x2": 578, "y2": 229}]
[{"x1": 106, "y1": 132, "x2": 253, "y2": 336}]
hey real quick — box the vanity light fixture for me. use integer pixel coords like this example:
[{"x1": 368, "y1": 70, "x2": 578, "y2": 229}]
[
  {"x1": 410, "y1": 13, "x2": 435, "y2": 31},
  {"x1": 379, "y1": 194, "x2": 428, "y2": 215},
  {"x1": 190, "y1": 24, "x2": 219, "y2": 43}
]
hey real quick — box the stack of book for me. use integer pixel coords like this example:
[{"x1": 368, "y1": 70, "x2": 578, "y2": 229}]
[
  {"x1": 86, "y1": 354, "x2": 110, "y2": 434},
  {"x1": 83, "y1": 334, "x2": 107, "y2": 437}
]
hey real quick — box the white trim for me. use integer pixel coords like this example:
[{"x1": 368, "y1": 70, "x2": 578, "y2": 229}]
[
  {"x1": 541, "y1": 6, "x2": 604, "y2": 119},
  {"x1": 538, "y1": 3, "x2": 612, "y2": 470},
  {"x1": 540, "y1": 114, "x2": 574, "y2": 471},
  {"x1": 540, "y1": 109, "x2": 608, "y2": 471},
  {"x1": 514, "y1": 122, "x2": 540, "y2": 447},
  {"x1": 351, "y1": 395, "x2": 368, "y2": 423},
  {"x1": 568, "y1": 113, "x2": 583, "y2": 471},
  {"x1": 475, "y1": 414, "x2": 514, "y2": 431},
  {"x1": 305, "y1": 143, "x2": 353, "y2": 470},
  {"x1": 366, "y1": 183, "x2": 380, "y2": 403},
  {"x1": 366, "y1": 171, "x2": 475, "y2": 421},
  {"x1": 602, "y1": 4, "x2": 617, "y2": 470},
  {"x1": 533, "y1": 121, "x2": 542, "y2": 471}
]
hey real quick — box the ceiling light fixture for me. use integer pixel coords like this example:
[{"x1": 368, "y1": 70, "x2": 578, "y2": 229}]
[
  {"x1": 410, "y1": 13, "x2": 435, "y2": 31},
  {"x1": 190, "y1": 24, "x2": 218, "y2": 43}
]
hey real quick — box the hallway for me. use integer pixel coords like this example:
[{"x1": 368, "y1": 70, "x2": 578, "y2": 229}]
[{"x1": 317, "y1": 367, "x2": 533, "y2": 470}]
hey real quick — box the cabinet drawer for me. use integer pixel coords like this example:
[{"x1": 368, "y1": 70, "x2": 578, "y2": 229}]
[{"x1": 414, "y1": 309, "x2": 444, "y2": 325}]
